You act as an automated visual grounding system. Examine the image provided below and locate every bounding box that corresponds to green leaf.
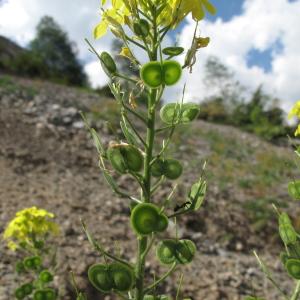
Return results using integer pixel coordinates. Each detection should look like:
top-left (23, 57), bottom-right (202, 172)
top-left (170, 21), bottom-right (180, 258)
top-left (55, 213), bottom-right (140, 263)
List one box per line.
top-left (288, 180), bottom-right (300, 200)
top-left (188, 179), bottom-right (207, 210)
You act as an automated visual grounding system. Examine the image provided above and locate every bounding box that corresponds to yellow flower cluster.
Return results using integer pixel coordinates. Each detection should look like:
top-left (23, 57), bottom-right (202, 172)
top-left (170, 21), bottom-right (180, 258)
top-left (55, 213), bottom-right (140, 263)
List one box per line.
top-left (3, 207), bottom-right (59, 251)
top-left (94, 0), bottom-right (216, 39)
top-left (289, 100), bottom-right (300, 136)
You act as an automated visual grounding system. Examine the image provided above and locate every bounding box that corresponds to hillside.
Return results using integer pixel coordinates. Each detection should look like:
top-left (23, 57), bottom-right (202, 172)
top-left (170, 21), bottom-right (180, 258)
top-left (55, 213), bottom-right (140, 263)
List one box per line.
top-left (0, 74), bottom-right (299, 300)
top-left (0, 36), bottom-right (25, 71)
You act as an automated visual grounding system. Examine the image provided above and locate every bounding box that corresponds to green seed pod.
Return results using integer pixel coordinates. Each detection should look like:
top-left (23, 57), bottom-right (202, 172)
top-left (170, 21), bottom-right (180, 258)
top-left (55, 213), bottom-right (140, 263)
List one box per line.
top-left (151, 158), bottom-right (165, 177)
top-left (33, 240), bottom-right (44, 249)
top-left (107, 144), bottom-right (143, 174)
top-left (15, 287), bottom-right (25, 300)
top-left (33, 289), bottom-right (57, 300)
top-left (181, 103), bottom-right (200, 123)
top-left (143, 296), bottom-right (155, 300)
top-left (130, 203), bottom-right (160, 235)
top-left (162, 60), bottom-right (182, 86)
top-left (288, 180), bottom-right (300, 200)
top-left (109, 263), bottom-right (134, 292)
top-left (164, 159), bottom-right (183, 180)
top-left (88, 264), bottom-right (113, 293)
top-left (156, 240), bottom-right (177, 265)
top-left (280, 251), bottom-right (289, 266)
top-left (15, 261), bottom-right (25, 274)
top-left (160, 103), bottom-right (180, 124)
top-left (24, 256), bottom-right (41, 270)
top-left (100, 52), bottom-right (117, 76)
top-left (133, 19), bottom-right (150, 37)
top-left (162, 47), bottom-right (184, 56)
top-left (288, 241), bottom-right (300, 259)
top-left (279, 224), bottom-right (297, 245)
top-left (285, 259), bottom-right (300, 279)
top-left (279, 212), bottom-right (292, 226)
top-left (175, 239), bottom-right (196, 264)
top-left (21, 283), bottom-right (34, 296)
top-left (39, 270), bottom-right (53, 283)
top-left (156, 214), bottom-right (169, 232)
top-left (140, 62), bottom-right (163, 88)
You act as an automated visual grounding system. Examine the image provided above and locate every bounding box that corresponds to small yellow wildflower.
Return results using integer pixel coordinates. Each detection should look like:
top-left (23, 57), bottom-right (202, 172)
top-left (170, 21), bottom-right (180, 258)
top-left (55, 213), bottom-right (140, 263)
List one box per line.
top-left (3, 206), bottom-right (59, 251)
top-left (289, 100), bottom-right (300, 119)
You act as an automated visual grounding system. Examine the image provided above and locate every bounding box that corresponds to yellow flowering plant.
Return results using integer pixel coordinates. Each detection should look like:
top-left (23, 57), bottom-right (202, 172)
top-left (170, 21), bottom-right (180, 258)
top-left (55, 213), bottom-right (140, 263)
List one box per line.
top-left (3, 207), bottom-right (60, 300)
top-left (81, 0), bottom-right (216, 300)
top-left (246, 101), bottom-right (300, 300)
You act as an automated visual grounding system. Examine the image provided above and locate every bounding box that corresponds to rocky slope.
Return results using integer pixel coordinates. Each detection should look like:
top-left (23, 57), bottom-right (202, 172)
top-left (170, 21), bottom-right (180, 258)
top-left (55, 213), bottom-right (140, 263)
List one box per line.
top-left (0, 74), bottom-right (299, 300)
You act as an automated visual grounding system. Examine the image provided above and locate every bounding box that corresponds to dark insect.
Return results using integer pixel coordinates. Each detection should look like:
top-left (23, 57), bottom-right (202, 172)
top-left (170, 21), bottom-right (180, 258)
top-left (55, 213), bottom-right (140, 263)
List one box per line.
top-left (174, 201), bottom-right (192, 212)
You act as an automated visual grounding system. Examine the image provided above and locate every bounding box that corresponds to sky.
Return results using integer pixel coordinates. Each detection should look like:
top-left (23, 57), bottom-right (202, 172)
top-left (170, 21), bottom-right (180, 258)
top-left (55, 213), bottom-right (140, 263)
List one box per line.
top-left (0, 0), bottom-right (299, 111)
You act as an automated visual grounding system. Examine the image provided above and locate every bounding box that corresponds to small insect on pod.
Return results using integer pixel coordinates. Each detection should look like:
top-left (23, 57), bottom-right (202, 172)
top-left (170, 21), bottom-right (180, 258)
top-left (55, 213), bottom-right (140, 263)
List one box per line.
top-left (133, 19), bottom-right (150, 38)
top-left (140, 62), bottom-right (163, 89)
top-left (88, 264), bottom-right (114, 293)
top-left (33, 288), bottom-right (57, 300)
top-left (109, 262), bottom-right (134, 292)
top-left (107, 143), bottom-right (143, 174)
top-left (130, 203), bottom-right (168, 236)
top-left (162, 60), bottom-right (182, 86)
top-left (100, 52), bottom-right (117, 76)
top-left (285, 258), bottom-right (300, 279)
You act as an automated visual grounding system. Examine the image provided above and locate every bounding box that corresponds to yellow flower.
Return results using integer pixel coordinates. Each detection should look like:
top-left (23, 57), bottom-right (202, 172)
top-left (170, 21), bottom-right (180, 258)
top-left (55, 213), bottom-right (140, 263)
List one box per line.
top-left (3, 206), bottom-right (59, 251)
top-left (169, 0), bottom-right (216, 25)
top-left (295, 124), bottom-right (300, 136)
top-left (94, 0), bottom-right (131, 39)
top-left (289, 100), bottom-right (300, 119)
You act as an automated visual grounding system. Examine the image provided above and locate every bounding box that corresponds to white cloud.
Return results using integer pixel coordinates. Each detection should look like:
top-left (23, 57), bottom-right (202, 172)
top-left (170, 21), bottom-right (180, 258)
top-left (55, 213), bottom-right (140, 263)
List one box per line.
top-left (175, 0), bottom-right (300, 111)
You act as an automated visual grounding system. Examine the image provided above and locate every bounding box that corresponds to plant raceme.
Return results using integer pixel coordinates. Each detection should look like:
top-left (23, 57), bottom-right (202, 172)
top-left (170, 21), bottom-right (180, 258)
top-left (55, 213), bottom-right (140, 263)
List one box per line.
top-left (3, 207), bottom-right (60, 300)
top-left (246, 101), bottom-right (300, 300)
top-left (80, 0), bottom-right (215, 299)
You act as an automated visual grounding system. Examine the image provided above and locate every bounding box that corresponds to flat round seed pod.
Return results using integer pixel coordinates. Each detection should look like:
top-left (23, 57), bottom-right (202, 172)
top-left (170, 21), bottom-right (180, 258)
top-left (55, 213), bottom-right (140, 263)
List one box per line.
top-left (131, 203), bottom-right (160, 235)
top-left (156, 240), bottom-right (177, 265)
top-left (181, 103), bottom-right (200, 123)
top-left (21, 283), bottom-right (33, 296)
top-left (279, 224), bottom-right (297, 245)
top-left (88, 264), bottom-right (113, 293)
top-left (109, 263), bottom-right (134, 292)
top-left (164, 159), bottom-right (183, 180)
top-left (162, 60), bottom-right (182, 86)
top-left (288, 241), bottom-right (300, 259)
top-left (15, 287), bottom-right (25, 300)
top-left (39, 270), bottom-right (53, 283)
top-left (140, 62), bottom-right (163, 88)
top-left (286, 259), bottom-right (300, 279)
top-left (33, 289), bottom-right (57, 300)
top-left (162, 47), bottom-right (184, 56)
top-left (133, 19), bottom-right (150, 37)
top-left (288, 180), bottom-right (300, 200)
top-left (100, 52), bottom-right (117, 76)
top-left (160, 103), bottom-right (180, 124)
top-left (151, 159), bottom-right (165, 177)
top-left (15, 261), bottom-right (25, 274)
top-left (156, 214), bottom-right (169, 232)
top-left (24, 256), bottom-right (41, 270)
top-left (175, 239), bottom-right (196, 264)
top-left (280, 252), bottom-right (289, 266)
top-left (107, 144), bottom-right (143, 174)
top-left (120, 144), bottom-right (143, 172)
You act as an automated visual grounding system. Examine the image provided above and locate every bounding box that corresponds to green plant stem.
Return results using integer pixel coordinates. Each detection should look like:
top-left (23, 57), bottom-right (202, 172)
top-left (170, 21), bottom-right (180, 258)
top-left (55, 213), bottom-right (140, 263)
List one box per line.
top-left (144, 262), bottom-right (177, 295)
top-left (291, 281), bottom-right (300, 300)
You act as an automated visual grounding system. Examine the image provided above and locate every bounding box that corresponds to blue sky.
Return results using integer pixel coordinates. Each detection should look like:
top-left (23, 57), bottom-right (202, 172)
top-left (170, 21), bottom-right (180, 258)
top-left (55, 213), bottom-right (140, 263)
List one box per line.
top-left (0, 0), bottom-right (299, 111)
